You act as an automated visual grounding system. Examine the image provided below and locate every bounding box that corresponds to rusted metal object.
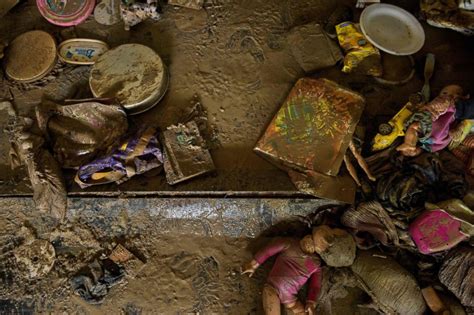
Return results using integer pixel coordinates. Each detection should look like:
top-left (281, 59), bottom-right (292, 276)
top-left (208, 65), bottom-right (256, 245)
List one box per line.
top-left (4, 31), bottom-right (57, 83)
top-left (254, 78), bottom-right (365, 176)
top-left (90, 44), bottom-right (168, 115)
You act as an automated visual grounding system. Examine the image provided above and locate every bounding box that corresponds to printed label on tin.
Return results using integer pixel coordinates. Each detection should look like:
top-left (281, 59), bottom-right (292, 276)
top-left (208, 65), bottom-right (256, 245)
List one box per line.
top-left (58, 39), bottom-right (109, 65)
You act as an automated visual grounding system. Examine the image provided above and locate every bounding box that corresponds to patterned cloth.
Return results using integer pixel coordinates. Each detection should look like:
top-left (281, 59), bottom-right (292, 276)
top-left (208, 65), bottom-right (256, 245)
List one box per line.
top-left (405, 95), bottom-right (457, 152)
top-left (254, 238), bottom-right (322, 304)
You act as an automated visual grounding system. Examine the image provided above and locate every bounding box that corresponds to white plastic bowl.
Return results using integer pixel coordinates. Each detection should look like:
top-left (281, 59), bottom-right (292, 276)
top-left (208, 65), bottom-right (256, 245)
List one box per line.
top-left (360, 3), bottom-right (425, 56)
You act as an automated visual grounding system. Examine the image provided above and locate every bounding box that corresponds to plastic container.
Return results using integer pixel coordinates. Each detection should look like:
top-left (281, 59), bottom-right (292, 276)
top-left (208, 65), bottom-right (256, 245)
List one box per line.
top-left (36, 0), bottom-right (95, 26)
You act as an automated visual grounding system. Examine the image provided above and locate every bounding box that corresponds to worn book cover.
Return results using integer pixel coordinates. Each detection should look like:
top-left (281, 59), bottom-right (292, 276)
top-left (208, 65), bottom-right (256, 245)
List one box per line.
top-left (254, 78), bottom-right (365, 176)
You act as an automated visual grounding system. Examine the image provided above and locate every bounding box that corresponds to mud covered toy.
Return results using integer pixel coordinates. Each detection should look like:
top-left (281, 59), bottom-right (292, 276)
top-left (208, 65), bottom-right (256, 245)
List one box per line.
top-left (242, 225), bottom-right (356, 315)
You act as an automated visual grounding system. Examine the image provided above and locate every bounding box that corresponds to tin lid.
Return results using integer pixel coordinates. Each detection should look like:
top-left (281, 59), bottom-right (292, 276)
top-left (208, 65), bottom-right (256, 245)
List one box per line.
top-left (36, 0), bottom-right (95, 27)
top-left (4, 31), bottom-right (57, 83)
top-left (90, 44), bottom-right (167, 114)
top-left (58, 38), bottom-right (109, 65)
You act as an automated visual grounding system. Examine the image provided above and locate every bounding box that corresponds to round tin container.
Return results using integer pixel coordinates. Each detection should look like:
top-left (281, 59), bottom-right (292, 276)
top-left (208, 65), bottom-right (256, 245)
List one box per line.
top-left (58, 38), bottom-right (109, 65)
top-left (36, 0), bottom-right (95, 27)
top-left (89, 44), bottom-right (168, 115)
top-left (4, 30), bottom-right (57, 83)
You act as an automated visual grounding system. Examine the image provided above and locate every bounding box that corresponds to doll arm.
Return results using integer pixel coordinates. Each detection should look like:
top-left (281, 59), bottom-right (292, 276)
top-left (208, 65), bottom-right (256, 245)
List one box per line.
top-left (306, 266), bottom-right (322, 303)
top-left (254, 238), bottom-right (291, 265)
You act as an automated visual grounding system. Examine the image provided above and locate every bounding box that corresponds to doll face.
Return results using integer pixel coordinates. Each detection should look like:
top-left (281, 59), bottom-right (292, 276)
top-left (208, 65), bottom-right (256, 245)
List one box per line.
top-left (312, 225), bottom-right (345, 253)
top-left (440, 85), bottom-right (464, 100)
top-left (300, 235), bottom-right (316, 254)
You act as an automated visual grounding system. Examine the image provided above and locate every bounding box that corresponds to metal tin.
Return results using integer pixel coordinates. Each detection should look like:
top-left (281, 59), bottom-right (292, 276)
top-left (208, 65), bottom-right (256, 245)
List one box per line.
top-left (4, 31), bottom-right (57, 83)
top-left (89, 44), bottom-right (168, 115)
top-left (58, 38), bottom-right (109, 65)
top-left (36, 0), bottom-right (95, 27)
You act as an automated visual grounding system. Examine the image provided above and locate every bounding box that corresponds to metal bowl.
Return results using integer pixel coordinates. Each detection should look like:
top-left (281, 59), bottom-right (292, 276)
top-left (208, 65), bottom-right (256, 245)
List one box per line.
top-left (89, 44), bottom-right (169, 115)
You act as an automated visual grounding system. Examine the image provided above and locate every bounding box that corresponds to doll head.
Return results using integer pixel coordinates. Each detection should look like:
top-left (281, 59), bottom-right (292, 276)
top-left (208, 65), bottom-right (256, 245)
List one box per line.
top-left (440, 85), bottom-right (465, 100)
top-left (312, 225), bottom-right (356, 267)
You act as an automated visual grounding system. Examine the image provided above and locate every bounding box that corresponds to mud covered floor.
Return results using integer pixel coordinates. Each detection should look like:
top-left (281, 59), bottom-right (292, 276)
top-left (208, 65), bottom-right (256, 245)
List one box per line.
top-left (0, 198), bottom-right (376, 314)
top-left (1, 0), bottom-right (474, 314)
top-left (0, 0), bottom-right (473, 195)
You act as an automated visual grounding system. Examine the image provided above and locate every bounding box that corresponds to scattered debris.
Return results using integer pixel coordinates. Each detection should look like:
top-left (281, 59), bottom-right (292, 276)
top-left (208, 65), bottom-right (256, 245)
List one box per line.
top-left (341, 201), bottom-right (401, 248)
top-left (409, 209), bottom-right (469, 254)
top-left (168, 0), bottom-right (204, 10)
top-left (162, 120), bottom-right (215, 185)
top-left (109, 244), bottom-right (146, 279)
top-left (14, 239), bottom-right (56, 279)
top-left (355, 0), bottom-right (380, 9)
top-left (335, 22), bottom-right (382, 76)
top-left (438, 246), bottom-right (474, 308)
top-left (287, 22), bottom-right (342, 73)
top-left (421, 0), bottom-right (474, 36)
top-left (5, 101), bottom-right (67, 221)
top-left (120, 0), bottom-right (161, 31)
top-left (36, 100), bottom-right (129, 168)
top-left (94, 0), bottom-right (122, 25)
top-left (71, 258), bottom-right (125, 304)
top-left (76, 127), bottom-right (163, 188)
top-left (288, 169), bottom-right (356, 204)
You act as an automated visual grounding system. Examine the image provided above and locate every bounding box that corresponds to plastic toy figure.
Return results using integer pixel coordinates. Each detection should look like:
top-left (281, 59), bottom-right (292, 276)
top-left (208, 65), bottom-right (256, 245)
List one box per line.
top-left (397, 85), bottom-right (473, 157)
top-left (242, 225), bottom-right (356, 315)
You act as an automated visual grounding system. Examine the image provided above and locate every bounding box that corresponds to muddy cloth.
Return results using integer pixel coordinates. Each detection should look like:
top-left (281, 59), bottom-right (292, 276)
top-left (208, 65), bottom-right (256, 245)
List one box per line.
top-left (254, 238), bottom-right (322, 304)
top-left (75, 127), bottom-right (163, 188)
top-left (455, 98), bottom-right (474, 119)
top-left (351, 251), bottom-right (426, 315)
top-left (405, 95), bottom-right (457, 152)
top-left (341, 201), bottom-right (400, 248)
top-left (451, 134), bottom-right (474, 176)
top-left (5, 102), bottom-right (67, 221)
top-left (36, 100), bottom-right (128, 169)
top-left (374, 151), bottom-right (467, 212)
top-left (438, 246), bottom-right (474, 308)
top-left (71, 259), bottom-right (125, 304)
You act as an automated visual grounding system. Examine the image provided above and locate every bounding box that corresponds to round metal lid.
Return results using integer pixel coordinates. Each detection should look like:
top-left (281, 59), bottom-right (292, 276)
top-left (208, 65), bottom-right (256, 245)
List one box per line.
top-left (36, 0), bottom-right (95, 27)
top-left (90, 44), bottom-right (166, 112)
top-left (4, 31), bottom-right (57, 83)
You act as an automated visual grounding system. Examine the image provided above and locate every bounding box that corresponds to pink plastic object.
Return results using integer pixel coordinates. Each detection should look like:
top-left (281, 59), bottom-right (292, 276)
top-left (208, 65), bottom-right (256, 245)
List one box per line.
top-left (36, 0), bottom-right (95, 26)
top-left (409, 209), bottom-right (468, 254)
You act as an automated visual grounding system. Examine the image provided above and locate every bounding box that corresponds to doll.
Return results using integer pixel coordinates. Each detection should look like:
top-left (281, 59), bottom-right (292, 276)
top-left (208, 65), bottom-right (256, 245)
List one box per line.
top-left (397, 85), bottom-right (472, 157)
top-left (242, 226), bottom-right (356, 315)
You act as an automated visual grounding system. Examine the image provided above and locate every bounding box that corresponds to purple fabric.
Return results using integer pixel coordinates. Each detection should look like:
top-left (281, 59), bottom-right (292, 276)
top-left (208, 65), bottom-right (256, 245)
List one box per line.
top-left (77, 129), bottom-right (163, 187)
top-left (254, 238), bottom-right (322, 304)
top-left (430, 105), bottom-right (456, 152)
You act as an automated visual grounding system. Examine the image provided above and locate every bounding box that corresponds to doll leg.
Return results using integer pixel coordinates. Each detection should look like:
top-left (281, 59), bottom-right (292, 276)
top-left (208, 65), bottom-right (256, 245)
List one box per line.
top-left (344, 154), bottom-right (361, 186)
top-left (397, 122), bottom-right (422, 156)
top-left (284, 301), bottom-right (306, 314)
top-left (262, 284), bottom-right (281, 315)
